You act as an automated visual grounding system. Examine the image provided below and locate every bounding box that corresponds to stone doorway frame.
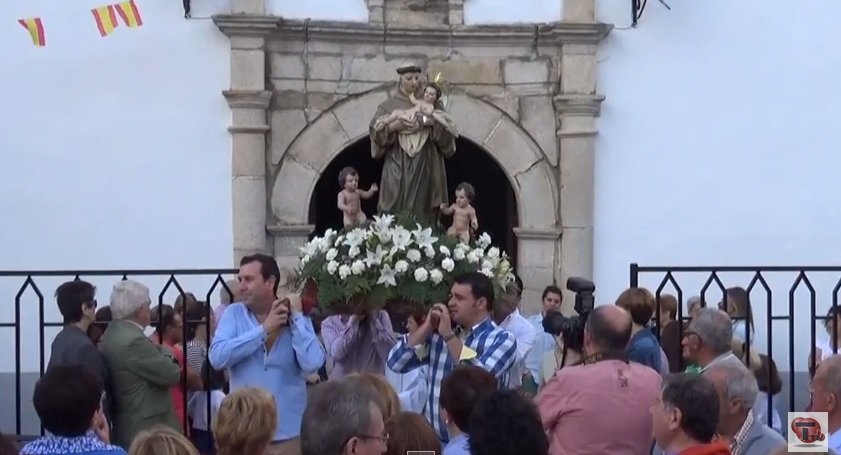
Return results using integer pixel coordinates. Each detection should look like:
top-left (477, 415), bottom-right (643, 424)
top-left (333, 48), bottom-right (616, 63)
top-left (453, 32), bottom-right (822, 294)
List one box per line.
top-left (269, 89), bottom-right (560, 302)
top-left (213, 0), bottom-right (611, 310)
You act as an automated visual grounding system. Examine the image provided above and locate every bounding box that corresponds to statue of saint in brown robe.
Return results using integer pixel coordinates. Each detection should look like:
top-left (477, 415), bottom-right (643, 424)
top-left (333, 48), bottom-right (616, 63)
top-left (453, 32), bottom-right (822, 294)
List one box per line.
top-left (369, 64), bottom-right (458, 223)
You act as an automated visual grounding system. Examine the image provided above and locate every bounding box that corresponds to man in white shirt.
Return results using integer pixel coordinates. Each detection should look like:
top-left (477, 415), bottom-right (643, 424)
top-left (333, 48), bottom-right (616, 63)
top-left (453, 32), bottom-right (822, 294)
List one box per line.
top-left (524, 285), bottom-right (563, 388)
top-left (811, 354), bottom-right (841, 452)
top-left (494, 276), bottom-right (536, 389)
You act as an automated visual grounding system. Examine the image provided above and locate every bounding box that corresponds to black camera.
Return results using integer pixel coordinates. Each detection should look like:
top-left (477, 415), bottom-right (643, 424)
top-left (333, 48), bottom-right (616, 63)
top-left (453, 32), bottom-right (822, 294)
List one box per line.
top-left (566, 276), bottom-right (595, 316)
top-left (542, 277), bottom-right (596, 355)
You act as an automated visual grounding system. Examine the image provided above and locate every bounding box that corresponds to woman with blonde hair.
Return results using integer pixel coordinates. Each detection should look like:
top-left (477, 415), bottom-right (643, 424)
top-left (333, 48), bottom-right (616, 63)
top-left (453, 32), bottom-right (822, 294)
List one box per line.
top-left (214, 387), bottom-right (277, 455)
top-left (128, 426), bottom-right (199, 455)
top-left (344, 373), bottom-right (402, 422)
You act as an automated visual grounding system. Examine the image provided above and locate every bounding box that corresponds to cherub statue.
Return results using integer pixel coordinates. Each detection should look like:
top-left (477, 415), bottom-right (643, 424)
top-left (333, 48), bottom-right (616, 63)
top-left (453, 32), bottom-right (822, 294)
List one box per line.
top-left (382, 83), bottom-right (443, 134)
top-left (439, 182), bottom-right (478, 242)
top-left (337, 166), bottom-right (378, 227)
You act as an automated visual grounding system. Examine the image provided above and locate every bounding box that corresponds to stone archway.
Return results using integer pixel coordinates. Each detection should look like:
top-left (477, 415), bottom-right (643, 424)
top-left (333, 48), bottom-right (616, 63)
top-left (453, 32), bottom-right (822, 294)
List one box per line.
top-left (215, 11), bottom-right (611, 312)
top-left (268, 88), bottom-right (561, 311)
top-left (270, 88), bottom-right (556, 228)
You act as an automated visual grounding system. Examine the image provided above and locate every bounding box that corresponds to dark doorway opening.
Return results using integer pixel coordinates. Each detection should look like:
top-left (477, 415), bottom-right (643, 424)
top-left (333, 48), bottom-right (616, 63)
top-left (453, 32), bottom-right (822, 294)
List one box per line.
top-left (308, 137), bottom-right (518, 268)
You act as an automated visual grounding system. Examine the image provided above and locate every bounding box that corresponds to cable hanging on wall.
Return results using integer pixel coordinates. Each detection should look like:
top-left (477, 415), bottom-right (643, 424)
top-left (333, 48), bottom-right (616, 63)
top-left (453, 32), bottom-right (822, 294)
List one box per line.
top-left (632, 0), bottom-right (671, 27)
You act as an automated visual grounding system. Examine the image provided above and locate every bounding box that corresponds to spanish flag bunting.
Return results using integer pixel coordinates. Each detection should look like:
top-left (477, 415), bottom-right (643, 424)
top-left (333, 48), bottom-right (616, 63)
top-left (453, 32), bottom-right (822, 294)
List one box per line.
top-left (92, 5), bottom-right (118, 37)
top-left (115, 0), bottom-right (143, 28)
top-left (18, 18), bottom-right (46, 47)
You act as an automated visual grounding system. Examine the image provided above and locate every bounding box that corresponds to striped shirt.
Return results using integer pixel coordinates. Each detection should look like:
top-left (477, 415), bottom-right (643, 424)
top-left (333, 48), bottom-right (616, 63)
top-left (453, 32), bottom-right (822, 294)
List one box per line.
top-left (386, 317), bottom-right (517, 442)
top-left (185, 339), bottom-right (207, 402)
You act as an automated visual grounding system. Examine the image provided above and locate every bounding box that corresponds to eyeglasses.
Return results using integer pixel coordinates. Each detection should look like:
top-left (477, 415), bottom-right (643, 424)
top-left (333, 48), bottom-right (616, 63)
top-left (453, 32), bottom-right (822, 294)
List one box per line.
top-left (357, 433), bottom-right (389, 443)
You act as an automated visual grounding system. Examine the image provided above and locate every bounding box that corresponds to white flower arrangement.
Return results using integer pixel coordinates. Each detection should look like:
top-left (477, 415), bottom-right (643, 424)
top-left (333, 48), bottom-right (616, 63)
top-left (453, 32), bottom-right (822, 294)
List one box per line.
top-left (296, 214), bottom-right (514, 311)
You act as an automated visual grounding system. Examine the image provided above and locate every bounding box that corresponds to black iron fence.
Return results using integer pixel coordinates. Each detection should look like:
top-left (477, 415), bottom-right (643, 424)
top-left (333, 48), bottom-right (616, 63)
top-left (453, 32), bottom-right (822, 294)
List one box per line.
top-left (630, 263), bottom-right (841, 428)
top-left (0, 269), bottom-right (238, 439)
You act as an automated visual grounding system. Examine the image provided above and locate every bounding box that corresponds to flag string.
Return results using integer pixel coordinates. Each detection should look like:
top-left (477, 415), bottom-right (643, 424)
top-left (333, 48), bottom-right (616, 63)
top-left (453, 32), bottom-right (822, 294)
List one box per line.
top-left (17, 0), bottom-right (145, 47)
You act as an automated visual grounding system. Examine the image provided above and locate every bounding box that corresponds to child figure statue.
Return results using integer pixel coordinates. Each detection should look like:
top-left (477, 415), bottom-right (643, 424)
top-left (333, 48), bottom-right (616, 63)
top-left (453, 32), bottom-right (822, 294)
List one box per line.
top-left (439, 182), bottom-right (478, 242)
top-left (383, 84), bottom-right (439, 129)
top-left (337, 167), bottom-right (378, 227)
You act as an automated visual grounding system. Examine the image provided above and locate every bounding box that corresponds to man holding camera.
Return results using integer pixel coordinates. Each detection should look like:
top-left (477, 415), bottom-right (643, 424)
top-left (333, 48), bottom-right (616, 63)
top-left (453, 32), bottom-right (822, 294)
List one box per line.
top-left (387, 271), bottom-right (518, 442)
top-left (536, 305), bottom-right (661, 455)
top-left (210, 254), bottom-right (325, 455)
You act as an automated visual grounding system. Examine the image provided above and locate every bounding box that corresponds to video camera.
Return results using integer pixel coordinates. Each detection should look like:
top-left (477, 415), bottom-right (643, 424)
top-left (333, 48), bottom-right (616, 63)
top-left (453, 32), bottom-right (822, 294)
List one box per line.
top-left (542, 277), bottom-right (596, 354)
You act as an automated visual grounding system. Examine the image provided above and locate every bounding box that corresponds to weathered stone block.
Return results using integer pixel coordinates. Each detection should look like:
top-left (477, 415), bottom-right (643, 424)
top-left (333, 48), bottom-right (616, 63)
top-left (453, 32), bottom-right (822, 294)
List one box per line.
top-left (308, 55), bottom-right (343, 81)
top-left (270, 53), bottom-right (305, 79)
top-left (271, 160), bottom-right (319, 224)
top-left (231, 50), bottom-right (265, 90)
top-left (515, 163), bottom-right (558, 228)
top-left (484, 119), bottom-right (542, 176)
top-left (270, 109), bottom-right (308, 165)
top-left (285, 112), bottom-right (350, 173)
top-left (347, 81), bottom-right (388, 95)
top-left (559, 137), bottom-right (595, 228)
top-left (428, 59), bottom-right (503, 85)
top-left (233, 176), bottom-right (267, 248)
top-left (332, 90), bottom-right (390, 142)
top-left (483, 95), bottom-right (519, 122)
top-left (504, 59), bottom-right (551, 86)
top-left (519, 96), bottom-right (558, 166)
top-left (307, 92), bottom-right (342, 112)
top-left (348, 55), bottom-right (411, 84)
top-left (306, 40), bottom-right (382, 56)
top-left (561, 53), bottom-right (596, 94)
top-left (559, 226), bottom-right (593, 282)
top-left (266, 39), bottom-right (305, 54)
top-left (563, 0), bottom-right (596, 23)
top-left (272, 89), bottom-right (307, 109)
top-left (446, 94), bottom-right (503, 144)
top-left (232, 134), bottom-right (267, 177)
top-left (272, 78), bottom-right (306, 92)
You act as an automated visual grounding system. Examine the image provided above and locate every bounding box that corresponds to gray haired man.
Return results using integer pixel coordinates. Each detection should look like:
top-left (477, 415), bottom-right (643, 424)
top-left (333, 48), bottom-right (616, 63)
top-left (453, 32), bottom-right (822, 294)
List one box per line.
top-left (301, 380), bottom-right (387, 455)
top-left (682, 307), bottom-right (741, 372)
top-left (704, 361), bottom-right (785, 454)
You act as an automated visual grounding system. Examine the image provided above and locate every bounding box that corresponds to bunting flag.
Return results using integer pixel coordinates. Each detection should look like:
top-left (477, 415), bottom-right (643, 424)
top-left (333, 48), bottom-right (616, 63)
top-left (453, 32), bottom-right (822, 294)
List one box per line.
top-left (115, 0), bottom-right (143, 28)
top-left (18, 18), bottom-right (46, 47)
top-left (91, 5), bottom-right (118, 37)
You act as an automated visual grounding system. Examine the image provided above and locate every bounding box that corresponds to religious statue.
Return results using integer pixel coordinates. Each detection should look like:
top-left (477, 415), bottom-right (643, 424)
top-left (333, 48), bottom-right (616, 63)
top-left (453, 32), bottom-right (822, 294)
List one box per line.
top-left (369, 64), bottom-right (459, 222)
top-left (336, 166), bottom-right (378, 227)
top-left (439, 182), bottom-right (478, 242)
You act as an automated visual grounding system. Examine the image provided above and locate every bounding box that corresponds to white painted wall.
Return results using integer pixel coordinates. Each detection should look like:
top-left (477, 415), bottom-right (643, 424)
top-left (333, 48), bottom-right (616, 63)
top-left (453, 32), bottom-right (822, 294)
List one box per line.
top-left (594, 0), bottom-right (841, 370)
top-left (464, 0), bottom-right (561, 24)
top-left (268, 0), bottom-right (368, 20)
top-left (0, 0), bottom-right (233, 372)
top-left (267, 0), bottom-right (560, 23)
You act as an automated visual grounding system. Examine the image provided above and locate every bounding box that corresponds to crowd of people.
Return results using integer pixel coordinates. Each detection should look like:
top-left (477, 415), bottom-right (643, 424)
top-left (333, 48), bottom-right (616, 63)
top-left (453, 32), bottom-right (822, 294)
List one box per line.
top-left (1, 252), bottom-right (840, 455)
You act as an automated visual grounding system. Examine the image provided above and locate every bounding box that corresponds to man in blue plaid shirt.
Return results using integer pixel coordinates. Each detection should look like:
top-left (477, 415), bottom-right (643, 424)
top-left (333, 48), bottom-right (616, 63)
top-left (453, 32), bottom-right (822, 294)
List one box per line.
top-left (387, 271), bottom-right (518, 442)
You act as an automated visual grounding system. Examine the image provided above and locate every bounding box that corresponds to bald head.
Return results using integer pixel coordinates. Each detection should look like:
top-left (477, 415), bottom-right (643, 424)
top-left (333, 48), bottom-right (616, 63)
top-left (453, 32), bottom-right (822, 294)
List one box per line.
top-left (816, 354), bottom-right (841, 396)
top-left (585, 305), bottom-right (632, 352)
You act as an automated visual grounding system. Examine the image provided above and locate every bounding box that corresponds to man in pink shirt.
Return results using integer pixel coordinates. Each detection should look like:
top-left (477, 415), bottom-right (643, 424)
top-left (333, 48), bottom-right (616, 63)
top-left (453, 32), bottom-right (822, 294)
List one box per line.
top-left (536, 305), bottom-right (662, 455)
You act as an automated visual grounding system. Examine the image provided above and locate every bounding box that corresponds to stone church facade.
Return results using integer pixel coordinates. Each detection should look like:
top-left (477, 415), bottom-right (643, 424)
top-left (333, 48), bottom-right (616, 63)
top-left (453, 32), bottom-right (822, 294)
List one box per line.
top-left (214, 0), bottom-right (611, 310)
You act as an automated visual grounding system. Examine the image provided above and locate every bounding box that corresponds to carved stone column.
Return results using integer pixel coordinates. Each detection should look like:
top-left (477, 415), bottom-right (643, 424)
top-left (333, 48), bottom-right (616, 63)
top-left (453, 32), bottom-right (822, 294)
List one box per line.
top-left (514, 227), bottom-right (563, 314)
top-left (555, 0), bottom-right (604, 310)
top-left (267, 225), bottom-right (314, 271)
top-left (215, 16), bottom-right (278, 264)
